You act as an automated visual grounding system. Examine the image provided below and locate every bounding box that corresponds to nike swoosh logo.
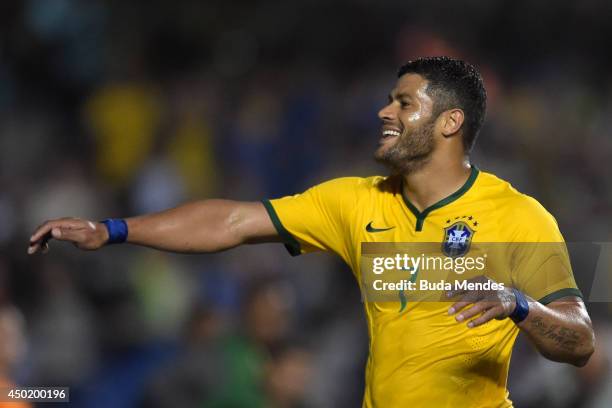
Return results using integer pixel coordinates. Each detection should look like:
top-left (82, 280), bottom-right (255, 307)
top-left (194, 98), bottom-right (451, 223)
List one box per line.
top-left (366, 221), bottom-right (395, 233)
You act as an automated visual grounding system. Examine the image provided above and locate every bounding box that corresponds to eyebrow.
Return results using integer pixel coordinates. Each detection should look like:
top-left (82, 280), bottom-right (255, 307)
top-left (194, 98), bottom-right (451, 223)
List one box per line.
top-left (389, 92), bottom-right (412, 101)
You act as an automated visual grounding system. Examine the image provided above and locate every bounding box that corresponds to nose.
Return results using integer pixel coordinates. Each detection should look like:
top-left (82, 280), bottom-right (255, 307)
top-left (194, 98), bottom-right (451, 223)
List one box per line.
top-left (378, 102), bottom-right (395, 122)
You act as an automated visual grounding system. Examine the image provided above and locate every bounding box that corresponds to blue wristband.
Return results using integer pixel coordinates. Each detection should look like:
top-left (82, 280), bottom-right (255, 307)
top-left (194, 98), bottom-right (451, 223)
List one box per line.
top-left (101, 219), bottom-right (128, 244)
top-left (510, 288), bottom-right (529, 323)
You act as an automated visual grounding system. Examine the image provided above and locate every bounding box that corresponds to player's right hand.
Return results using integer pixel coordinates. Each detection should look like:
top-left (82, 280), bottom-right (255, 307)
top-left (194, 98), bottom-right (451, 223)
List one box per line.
top-left (28, 218), bottom-right (109, 254)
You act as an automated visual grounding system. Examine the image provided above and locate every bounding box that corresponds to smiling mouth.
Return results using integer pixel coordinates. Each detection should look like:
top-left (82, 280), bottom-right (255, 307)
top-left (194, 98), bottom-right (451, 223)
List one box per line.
top-left (380, 129), bottom-right (401, 143)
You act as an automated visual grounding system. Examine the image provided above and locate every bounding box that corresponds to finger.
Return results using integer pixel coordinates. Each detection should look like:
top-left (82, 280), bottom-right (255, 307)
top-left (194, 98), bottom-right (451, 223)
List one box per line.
top-left (28, 229), bottom-right (53, 254)
top-left (454, 301), bottom-right (491, 323)
top-left (467, 307), bottom-right (502, 328)
top-left (28, 237), bottom-right (51, 254)
top-left (27, 242), bottom-right (41, 255)
top-left (30, 222), bottom-right (55, 244)
top-left (28, 225), bottom-right (86, 254)
top-left (38, 233), bottom-right (53, 254)
top-left (448, 291), bottom-right (483, 315)
top-left (31, 219), bottom-right (86, 245)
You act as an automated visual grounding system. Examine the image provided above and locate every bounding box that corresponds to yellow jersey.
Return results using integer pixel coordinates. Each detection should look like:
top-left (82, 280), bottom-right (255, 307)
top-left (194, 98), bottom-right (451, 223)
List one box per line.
top-left (263, 167), bottom-right (581, 408)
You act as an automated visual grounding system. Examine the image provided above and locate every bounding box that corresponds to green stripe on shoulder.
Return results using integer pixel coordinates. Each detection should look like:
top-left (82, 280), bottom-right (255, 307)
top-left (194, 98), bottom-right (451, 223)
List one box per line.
top-left (538, 288), bottom-right (584, 304)
top-left (261, 200), bottom-right (302, 257)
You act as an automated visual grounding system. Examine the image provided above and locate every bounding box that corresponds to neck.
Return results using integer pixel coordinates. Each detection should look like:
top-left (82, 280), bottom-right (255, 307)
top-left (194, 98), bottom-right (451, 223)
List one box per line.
top-left (402, 154), bottom-right (472, 212)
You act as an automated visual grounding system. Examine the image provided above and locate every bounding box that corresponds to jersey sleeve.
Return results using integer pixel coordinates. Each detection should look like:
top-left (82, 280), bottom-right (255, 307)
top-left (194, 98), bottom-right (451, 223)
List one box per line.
top-left (509, 196), bottom-right (583, 304)
top-left (262, 177), bottom-right (363, 261)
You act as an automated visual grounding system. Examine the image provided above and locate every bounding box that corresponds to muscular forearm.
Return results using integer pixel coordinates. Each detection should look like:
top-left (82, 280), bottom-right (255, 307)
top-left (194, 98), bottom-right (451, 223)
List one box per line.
top-left (517, 297), bottom-right (594, 367)
top-left (126, 200), bottom-right (274, 253)
top-left (27, 199), bottom-right (279, 255)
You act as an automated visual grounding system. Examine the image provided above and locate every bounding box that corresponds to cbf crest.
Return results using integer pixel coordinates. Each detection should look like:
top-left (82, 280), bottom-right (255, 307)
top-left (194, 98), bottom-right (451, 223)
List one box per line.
top-left (442, 220), bottom-right (475, 257)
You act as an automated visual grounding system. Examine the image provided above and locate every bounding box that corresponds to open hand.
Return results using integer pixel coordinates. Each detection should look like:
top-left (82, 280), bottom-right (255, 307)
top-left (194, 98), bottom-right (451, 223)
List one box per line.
top-left (28, 218), bottom-right (109, 254)
top-left (446, 276), bottom-right (517, 328)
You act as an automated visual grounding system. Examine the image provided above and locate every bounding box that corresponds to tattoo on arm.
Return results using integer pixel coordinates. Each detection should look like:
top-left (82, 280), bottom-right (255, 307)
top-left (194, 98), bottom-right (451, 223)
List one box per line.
top-left (529, 316), bottom-right (582, 352)
top-left (498, 290), bottom-right (515, 311)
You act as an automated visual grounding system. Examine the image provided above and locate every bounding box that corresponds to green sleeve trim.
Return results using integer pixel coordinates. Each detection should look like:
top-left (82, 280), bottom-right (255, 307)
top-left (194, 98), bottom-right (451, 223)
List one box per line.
top-left (538, 288), bottom-right (584, 304)
top-left (261, 200), bottom-right (302, 257)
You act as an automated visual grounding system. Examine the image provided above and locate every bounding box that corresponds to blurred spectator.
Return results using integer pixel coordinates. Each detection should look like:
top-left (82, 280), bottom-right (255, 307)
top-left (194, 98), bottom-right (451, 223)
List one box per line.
top-left (138, 304), bottom-right (225, 408)
top-left (265, 345), bottom-right (313, 408)
top-left (141, 277), bottom-right (307, 408)
top-left (0, 305), bottom-right (30, 408)
top-left (84, 81), bottom-right (162, 188)
top-left (25, 260), bottom-right (98, 386)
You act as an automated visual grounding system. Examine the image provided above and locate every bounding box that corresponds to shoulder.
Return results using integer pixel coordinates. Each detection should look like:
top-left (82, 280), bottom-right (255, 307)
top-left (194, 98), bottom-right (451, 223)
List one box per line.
top-left (480, 171), bottom-right (556, 220)
top-left (478, 170), bottom-right (562, 240)
top-left (309, 175), bottom-right (399, 196)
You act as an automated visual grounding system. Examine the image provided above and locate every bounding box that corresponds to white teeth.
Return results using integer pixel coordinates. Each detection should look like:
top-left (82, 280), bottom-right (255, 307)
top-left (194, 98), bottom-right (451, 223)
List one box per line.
top-left (382, 130), bottom-right (401, 137)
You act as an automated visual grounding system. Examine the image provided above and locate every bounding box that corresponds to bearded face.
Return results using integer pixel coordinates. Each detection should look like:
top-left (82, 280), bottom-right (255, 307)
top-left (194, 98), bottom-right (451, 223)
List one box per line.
top-left (374, 120), bottom-right (436, 174)
top-left (374, 73), bottom-right (438, 175)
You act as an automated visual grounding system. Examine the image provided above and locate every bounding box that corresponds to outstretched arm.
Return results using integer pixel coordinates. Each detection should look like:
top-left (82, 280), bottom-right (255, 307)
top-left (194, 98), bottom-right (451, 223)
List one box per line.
top-left (28, 200), bottom-right (280, 254)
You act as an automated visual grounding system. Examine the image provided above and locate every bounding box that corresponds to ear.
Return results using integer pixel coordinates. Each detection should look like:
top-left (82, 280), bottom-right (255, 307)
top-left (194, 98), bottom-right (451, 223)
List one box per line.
top-left (440, 109), bottom-right (464, 137)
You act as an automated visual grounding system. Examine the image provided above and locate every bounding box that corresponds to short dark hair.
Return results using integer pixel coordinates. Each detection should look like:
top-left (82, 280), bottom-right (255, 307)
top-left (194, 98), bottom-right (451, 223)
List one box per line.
top-left (398, 56), bottom-right (486, 152)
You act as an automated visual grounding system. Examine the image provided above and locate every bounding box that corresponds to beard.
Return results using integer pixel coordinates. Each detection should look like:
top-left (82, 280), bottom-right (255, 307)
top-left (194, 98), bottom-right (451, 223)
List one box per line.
top-left (374, 121), bottom-right (436, 175)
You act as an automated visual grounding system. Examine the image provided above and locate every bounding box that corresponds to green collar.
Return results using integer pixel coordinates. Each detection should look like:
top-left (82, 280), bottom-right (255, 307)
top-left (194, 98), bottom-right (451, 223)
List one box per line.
top-left (401, 166), bottom-right (479, 232)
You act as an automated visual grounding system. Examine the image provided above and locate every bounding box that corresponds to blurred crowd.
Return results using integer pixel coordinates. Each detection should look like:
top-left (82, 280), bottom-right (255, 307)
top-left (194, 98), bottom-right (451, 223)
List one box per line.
top-left (0, 1), bottom-right (611, 407)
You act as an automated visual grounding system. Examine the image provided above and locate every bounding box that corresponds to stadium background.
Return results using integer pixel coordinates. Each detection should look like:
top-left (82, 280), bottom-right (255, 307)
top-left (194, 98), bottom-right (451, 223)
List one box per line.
top-left (0, 0), bottom-right (611, 407)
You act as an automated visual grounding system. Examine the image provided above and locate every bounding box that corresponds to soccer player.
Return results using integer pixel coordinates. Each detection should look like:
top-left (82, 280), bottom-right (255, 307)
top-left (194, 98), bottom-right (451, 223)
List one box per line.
top-left (28, 57), bottom-right (594, 407)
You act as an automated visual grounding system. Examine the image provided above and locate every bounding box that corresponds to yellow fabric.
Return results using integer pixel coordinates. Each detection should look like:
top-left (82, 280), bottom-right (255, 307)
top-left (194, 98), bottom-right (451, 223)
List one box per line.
top-left (266, 169), bottom-right (580, 408)
top-left (85, 83), bottom-right (161, 186)
top-left (169, 117), bottom-right (217, 197)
